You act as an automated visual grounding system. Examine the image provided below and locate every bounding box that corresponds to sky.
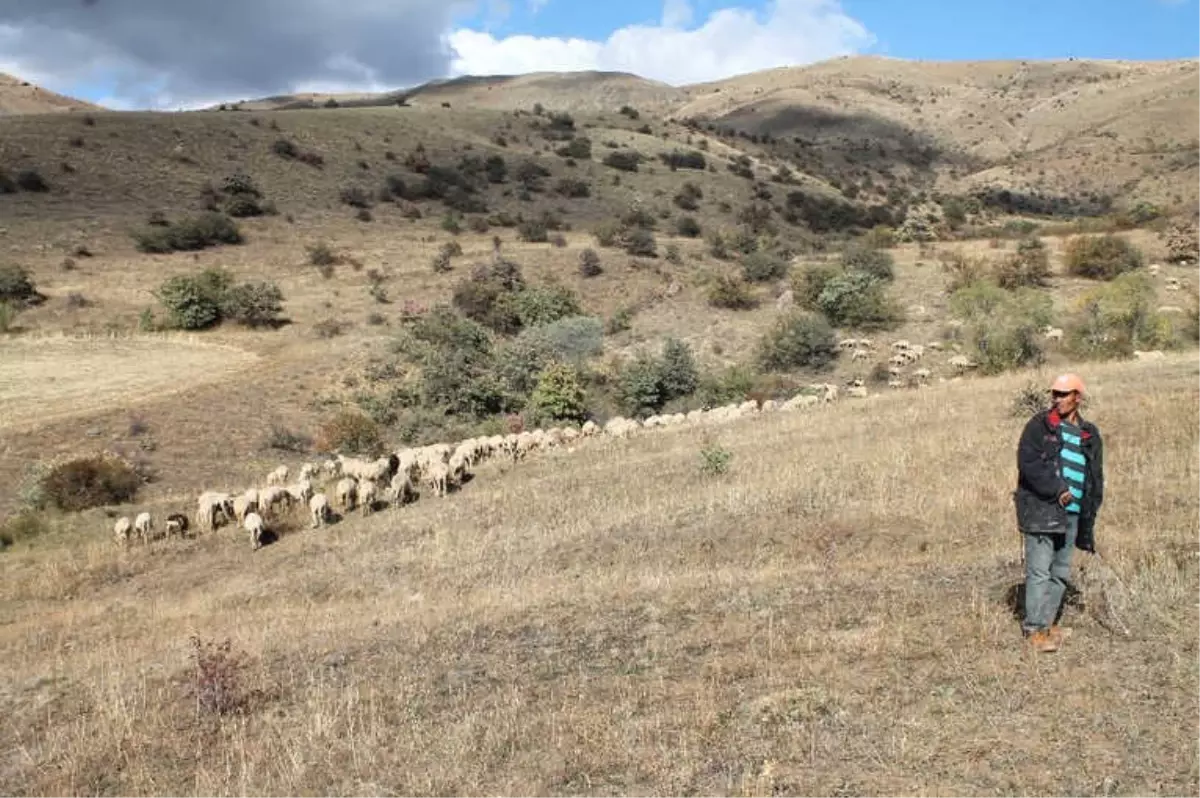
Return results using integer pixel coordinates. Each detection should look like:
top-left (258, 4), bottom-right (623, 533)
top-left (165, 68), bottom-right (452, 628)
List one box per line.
top-left (0, 0), bottom-right (1195, 110)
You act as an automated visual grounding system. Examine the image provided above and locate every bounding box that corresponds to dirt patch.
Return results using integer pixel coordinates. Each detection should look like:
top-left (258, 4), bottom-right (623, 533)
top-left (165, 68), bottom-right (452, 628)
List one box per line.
top-left (0, 333), bottom-right (259, 433)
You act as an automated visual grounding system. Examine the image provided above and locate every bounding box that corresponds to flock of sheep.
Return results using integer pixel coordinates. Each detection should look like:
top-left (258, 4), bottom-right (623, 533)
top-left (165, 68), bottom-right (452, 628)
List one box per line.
top-left (107, 377), bottom-right (876, 549)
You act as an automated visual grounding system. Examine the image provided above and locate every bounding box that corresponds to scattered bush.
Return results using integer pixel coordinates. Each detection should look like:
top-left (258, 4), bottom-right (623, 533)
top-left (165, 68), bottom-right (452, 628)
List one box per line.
top-left (659, 150), bottom-right (707, 170)
top-left (0, 264), bottom-right (41, 306)
top-left (528, 362), bottom-right (588, 423)
top-left (307, 241), bottom-right (338, 266)
top-left (602, 150), bottom-right (642, 172)
top-left (840, 244), bottom-right (894, 282)
top-left (554, 177), bottom-right (591, 198)
top-left (674, 182), bottom-right (703, 211)
top-left (521, 315), bottom-right (604, 364)
top-left (133, 212), bottom-right (243, 253)
top-left (221, 281), bottom-right (285, 328)
top-left (757, 312), bottom-right (837, 372)
top-left (339, 186), bottom-right (372, 209)
top-left (950, 281), bottom-right (1053, 373)
top-left (996, 237), bottom-right (1052, 289)
top-left (699, 443), bottom-right (732, 476)
top-left (1064, 272), bottom-right (1174, 359)
top-left (315, 410), bottom-right (384, 456)
top-left (40, 453), bottom-right (141, 512)
top-left (188, 636), bottom-right (251, 716)
top-left (452, 259), bottom-right (526, 335)
top-left (15, 169), bottom-right (48, 192)
top-left (676, 215), bottom-right (702, 238)
top-left (513, 283), bottom-right (582, 328)
top-left (1011, 380), bottom-right (1049, 418)
top-left (707, 274), bottom-right (758, 310)
top-left (618, 341), bottom-right (698, 418)
top-left (263, 422), bottom-right (312, 453)
top-left (792, 262), bottom-right (839, 310)
top-left (815, 271), bottom-right (903, 330)
top-left (741, 251), bottom-right (789, 283)
top-left (625, 228), bottom-right (657, 257)
top-left (579, 248), bottom-right (602, 277)
top-left (155, 269), bottom-right (231, 330)
top-left (1062, 234), bottom-right (1144, 280)
top-left (557, 137), bottom-right (592, 160)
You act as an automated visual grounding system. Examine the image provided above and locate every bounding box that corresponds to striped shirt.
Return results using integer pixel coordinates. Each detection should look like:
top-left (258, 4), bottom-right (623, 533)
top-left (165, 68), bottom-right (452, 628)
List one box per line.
top-left (1059, 419), bottom-right (1086, 514)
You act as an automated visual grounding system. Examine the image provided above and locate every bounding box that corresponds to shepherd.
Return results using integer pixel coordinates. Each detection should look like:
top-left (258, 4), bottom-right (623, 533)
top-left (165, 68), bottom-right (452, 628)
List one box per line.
top-left (1014, 373), bottom-right (1105, 652)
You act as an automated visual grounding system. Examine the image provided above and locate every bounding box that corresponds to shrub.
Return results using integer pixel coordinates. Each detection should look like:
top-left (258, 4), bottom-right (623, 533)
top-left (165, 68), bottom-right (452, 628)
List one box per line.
top-left (0, 511), bottom-right (48, 550)
top-left (315, 410), bottom-right (384, 456)
top-left (625, 228), bottom-right (657, 257)
top-left (518, 218), bottom-right (549, 243)
top-left (996, 237), bottom-right (1052, 289)
top-left (513, 284), bottom-right (582, 328)
top-left (452, 260), bottom-right (526, 334)
top-left (707, 274), bottom-right (758, 310)
top-left (674, 182), bottom-right (702, 211)
top-left (15, 169), bottom-right (48, 192)
top-left (841, 244), bottom-right (894, 281)
top-left (951, 281), bottom-right (1054, 373)
top-left (816, 271), bottom-right (903, 330)
top-left (619, 354), bottom-right (668, 417)
top-left (792, 262), bottom-right (839, 310)
top-left (1063, 234), bottom-right (1144, 280)
top-left (1011, 380), bottom-right (1049, 418)
top-left (40, 454), bottom-right (140, 512)
top-left (307, 241), bottom-right (338, 266)
top-left (339, 185), bottom-right (372, 209)
top-left (1064, 272), bottom-right (1174, 359)
top-left (188, 636), bottom-right (251, 716)
top-left (133, 212), bottom-right (243, 253)
top-left (676, 215), bottom-right (702, 238)
top-left (0, 264), bottom-right (40, 305)
top-left (619, 105), bottom-right (640, 119)
top-left (223, 195), bottom-right (264, 218)
top-left (528, 362), bottom-right (589, 423)
top-left (579, 248), bottom-right (602, 277)
top-left (0, 301), bottom-right (18, 333)
top-left (741, 251), bottom-right (789, 283)
top-left (602, 150), bottom-right (641, 172)
top-left (658, 337), bottom-right (699, 400)
top-left (271, 138), bottom-right (299, 159)
top-left (221, 281), bottom-right (285, 328)
top-left (757, 312), bottom-right (837, 372)
top-left (659, 150), bottom-right (707, 170)
top-left (155, 269), bottom-right (232, 330)
top-left (263, 422), bottom-right (312, 453)
top-left (939, 250), bottom-right (992, 293)
top-left (515, 160), bottom-right (551, 191)
top-left (555, 177), bottom-right (591, 198)
top-left (557, 137), bottom-right (592, 160)
top-left (699, 443), bottom-right (732, 476)
top-left (521, 315), bottom-right (604, 364)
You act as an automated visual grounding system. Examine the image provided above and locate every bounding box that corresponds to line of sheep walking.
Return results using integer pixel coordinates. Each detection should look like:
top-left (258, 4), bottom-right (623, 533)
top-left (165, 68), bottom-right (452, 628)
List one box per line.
top-left (114, 328), bottom-right (1024, 553)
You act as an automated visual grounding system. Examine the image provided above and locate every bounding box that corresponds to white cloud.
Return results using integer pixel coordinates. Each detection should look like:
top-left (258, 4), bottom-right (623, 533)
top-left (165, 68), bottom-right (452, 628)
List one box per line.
top-left (449, 0), bottom-right (873, 86)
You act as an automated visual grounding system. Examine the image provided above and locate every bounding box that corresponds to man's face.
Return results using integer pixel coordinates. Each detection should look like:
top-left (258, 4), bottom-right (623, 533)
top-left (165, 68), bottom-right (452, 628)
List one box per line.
top-left (1052, 389), bottom-right (1080, 417)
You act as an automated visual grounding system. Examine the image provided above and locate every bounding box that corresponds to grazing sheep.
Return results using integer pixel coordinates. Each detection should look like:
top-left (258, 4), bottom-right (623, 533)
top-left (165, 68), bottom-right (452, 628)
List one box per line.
top-left (197, 492), bottom-right (233, 531)
top-left (425, 461), bottom-right (450, 497)
top-left (1043, 327), bottom-right (1064, 341)
top-left (113, 516), bottom-right (132, 543)
top-left (286, 478), bottom-right (314, 507)
top-left (390, 473), bottom-right (416, 506)
top-left (321, 459), bottom-right (342, 479)
top-left (233, 493), bottom-right (257, 524)
top-left (1133, 349), bottom-right (1166, 361)
top-left (309, 493), bottom-right (331, 528)
top-left (133, 512), bottom-right (153, 542)
top-left (851, 348), bottom-right (871, 362)
top-left (259, 486), bottom-right (291, 518)
top-left (1149, 263), bottom-right (1162, 275)
top-left (913, 368), bottom-right (932, 382)
top-left (581, 420), bottom-right (601, 437)
top-left (244, 512), bottom-right (266, 550)
top-left (357, 480), bottom-right (378, 516)
top-left (949, 354), bottom-right (977, 372)
top-left (335, 477), bottom-right (358, 512)
top-left (267, 465), bottom-right (289, 486)
top-left (299, 463), bottom-right (319, 481)
top-left (1165, 277), bottom-right (1183, 291)
top-left (891, 339), bottom-right (911, 351)
top-left (165, 513), bottom-right (189, 538)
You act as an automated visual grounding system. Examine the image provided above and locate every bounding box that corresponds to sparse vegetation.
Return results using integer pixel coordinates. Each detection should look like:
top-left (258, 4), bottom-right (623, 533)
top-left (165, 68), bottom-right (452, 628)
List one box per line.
top-left (707, 274), bottom-right (758, 310)
top-left (1062, 234), bottom-right (1144, 280)
top-left (1064, 272), bottom-right (1174, 359)
top-left (133, 212), bottom-right (243, 253)
top-left (39, 453), bottom-right (141, 512)
top-left (757, 311), bottom-right (837, 371)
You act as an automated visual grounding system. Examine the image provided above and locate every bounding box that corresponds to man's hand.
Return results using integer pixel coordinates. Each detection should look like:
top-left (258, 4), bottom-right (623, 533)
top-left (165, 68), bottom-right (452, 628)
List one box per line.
top-left (1059, 490), bottom-right (1073, 507)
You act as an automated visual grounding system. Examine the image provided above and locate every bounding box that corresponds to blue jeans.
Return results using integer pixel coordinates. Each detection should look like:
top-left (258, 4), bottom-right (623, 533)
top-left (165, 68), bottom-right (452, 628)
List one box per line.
top-left (1023, 514), bottom-right (1079, 633)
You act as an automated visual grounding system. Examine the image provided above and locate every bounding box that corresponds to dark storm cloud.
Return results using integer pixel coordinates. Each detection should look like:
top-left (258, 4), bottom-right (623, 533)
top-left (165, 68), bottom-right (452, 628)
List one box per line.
top-left (0, 0), bottom-right (476, 107)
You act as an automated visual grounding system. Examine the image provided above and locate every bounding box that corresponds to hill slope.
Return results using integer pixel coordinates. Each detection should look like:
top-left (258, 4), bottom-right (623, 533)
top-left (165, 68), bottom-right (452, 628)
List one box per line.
top-left (0, 72), bottom-right (103, 115)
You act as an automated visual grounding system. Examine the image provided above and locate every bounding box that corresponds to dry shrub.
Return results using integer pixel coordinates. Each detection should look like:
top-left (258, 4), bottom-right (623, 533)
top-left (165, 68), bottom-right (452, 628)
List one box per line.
top-left (315, 410), bottom-right (384, 457)
top-left (1062, 234), bottom-right (1143, 280)
top-left (40, 453), bottom-right (141, 512)
top-left (187, 636), bottom-right (250, 716)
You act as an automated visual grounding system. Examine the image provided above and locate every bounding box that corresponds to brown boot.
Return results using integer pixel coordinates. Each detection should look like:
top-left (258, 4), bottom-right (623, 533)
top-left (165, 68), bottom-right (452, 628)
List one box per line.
top-left (1049, 625), bottom-right (1073, 646)
top-left (1027, 629), bottom-right (1059, 653)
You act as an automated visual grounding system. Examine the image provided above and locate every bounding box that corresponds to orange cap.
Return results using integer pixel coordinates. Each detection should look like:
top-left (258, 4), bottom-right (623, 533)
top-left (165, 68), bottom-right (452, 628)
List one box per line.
top-left (1050, 373), bottom-right (1085, 396)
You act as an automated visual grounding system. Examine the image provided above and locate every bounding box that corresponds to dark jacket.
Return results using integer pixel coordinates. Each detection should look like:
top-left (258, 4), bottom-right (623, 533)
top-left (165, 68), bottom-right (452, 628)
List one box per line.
top-left (1014, 408), bottom-right (1104, 551)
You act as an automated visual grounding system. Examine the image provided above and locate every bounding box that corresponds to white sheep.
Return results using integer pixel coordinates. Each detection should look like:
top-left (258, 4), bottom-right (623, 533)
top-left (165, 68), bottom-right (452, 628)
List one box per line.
top-left (113, 516), bottom-right (132, 543)
top-left (390, 473), bottom-right (416, 506)
top-left (165, 513), bottom-right (189, 537)
top-left (425, 461), bottom-right (450, 498)
top-left (851, 348), bottom-right (871, 362)
top-left (1133, 349), bottom-right (1166, 361)
top-left (1043, 327), bottom-right (1064, 341)
top-left (286, 478), bottom-right (314, 507)
top-left (949, 354), bottom-right (977, 372)
top-left (244, 512), bottom-right (266, 550)
top-left (581, 420), bottom-right (601, 437)
top-left (197, 491), bottom-right (233, 531)
top-left (266, 465), bottom-right (289, 486)
top-left (233, 493), bottom-right (257, 524)
top-left (133, 511), bottom-right (153, 542)
top-left (299, 463), bottom-right (319, 481)
top-left (357, 480), bottom-right (378, 516)
top-left (259, 486), bottom-right (291, 518)
top-left (335, 477), bottom-right (358, 511)
top-left (309, 493), bottom-right (331, 528)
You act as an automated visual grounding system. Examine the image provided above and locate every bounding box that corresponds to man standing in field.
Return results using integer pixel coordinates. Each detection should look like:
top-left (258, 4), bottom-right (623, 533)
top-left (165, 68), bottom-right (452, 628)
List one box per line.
top-left (1014, 373), bottom-right (1105, 653)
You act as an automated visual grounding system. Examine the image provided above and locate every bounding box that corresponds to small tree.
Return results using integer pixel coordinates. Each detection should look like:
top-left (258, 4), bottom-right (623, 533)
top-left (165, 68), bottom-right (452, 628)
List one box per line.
top-left (315, 411), bottom-right (384, 456)
top-left (221, 281), bottom-right (285, 328)
top-left (658, 337), bottom-right (698, 401)
top-left (996, 237), bottom-right (1052, 289)
top-left (816, 271), bottom-right (903, 330)
top-left (40, 454), bottom-right (140, 512)
top-left (741, 251), bottom-right (789, 283)
top-left (757, 312), bottom-right (837, 372)
top-left (155, 269), bottom-right (232, 330)
top-left (0, 264), bottom-right (41, 305)
top-left (1064, 272), bottom-right (1173, 359)
top-left (528, 362), bottom-right (588, 423)
top-left (513, 284), bottom-right (582, 328)
top-left (707, 274), bottom-right (758, 310)
top-left (579, 248), bottom-right (602, 277)
top-left (841, 243), bottom-right (894, 281)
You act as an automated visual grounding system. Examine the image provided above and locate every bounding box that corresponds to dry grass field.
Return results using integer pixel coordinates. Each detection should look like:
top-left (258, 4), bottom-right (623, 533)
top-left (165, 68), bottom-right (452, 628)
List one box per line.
top-left (0, 54), bottom-right (1198, 796)
top-left (0, 354), bottom-right (1196, 796)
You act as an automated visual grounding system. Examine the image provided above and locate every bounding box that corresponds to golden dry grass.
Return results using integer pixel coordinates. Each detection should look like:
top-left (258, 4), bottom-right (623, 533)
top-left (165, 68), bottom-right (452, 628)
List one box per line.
top-left (0, 333), bottom-right (260, 433)
top-left (1, 354), bottom-right (1195, 796)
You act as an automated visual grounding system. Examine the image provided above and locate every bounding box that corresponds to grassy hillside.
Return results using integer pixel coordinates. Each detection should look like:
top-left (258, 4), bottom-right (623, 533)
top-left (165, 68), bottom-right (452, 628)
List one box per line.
top-left (0, 355), bottom-right (1196, 795)
top-left (0, 72), bottom-right (102, 116)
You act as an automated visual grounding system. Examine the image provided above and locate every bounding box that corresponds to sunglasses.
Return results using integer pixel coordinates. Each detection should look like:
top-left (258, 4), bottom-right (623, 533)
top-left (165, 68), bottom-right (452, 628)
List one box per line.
top-left (1050, 390), bottom-right (1076, 399)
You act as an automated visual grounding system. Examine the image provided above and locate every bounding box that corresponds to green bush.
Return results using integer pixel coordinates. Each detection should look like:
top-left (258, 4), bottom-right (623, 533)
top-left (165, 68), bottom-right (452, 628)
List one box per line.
top-left (40, 454), bottom-right (140, 512)
top-left (757, 312), bottom-right (837, 372)
top-left (0, 264), bottom-right (40, 305)
top-left (513, 284), bottom-right (582, 328)
top-left (815, 271), bottom-right (903, 330)
top-left (840, 243), bottom-right (894, 281)
top-left (451, 260), bottom-right (526, 334)
top-left (555, 177), bottom-right (591, 198)
top-left (699, 443), bottom-right (732, 476)
top-left (741, 251), bottom-right (789, 283)
top-left (792, 262), bottom-right (840, 310)
top-left (221, 281), bottom-right (285, 328)
top-left (625, 228), bottom-right (657, 257)
top-left (518, 218), bottom-right (549, 243)
top-left (1062, 234), bottom-right (1144, 280)
top-left (658, 337), bottom-right (698, 400)
top-left (1064, 272), bottom-right (1174, 359)
top-left (950, 281), bottom-right (1054, 373)
top-left (602, 150), bottom-right (641, 172)
top-left (616, 338), bottom-right (699, 417)
top-left (0, 301), bottom-right (18, 333)
top-left (579, 248), bottom-right (602, 277)
top-left (707, 274), bottom-right (758, 310)
top-left (528, 362), bottom-right (589, 423)
top-left (155, 269), bottom-right (232, 330)
top-left (521, 315), bottom-right (604, 364)
top-left (133, 212), bottom-right (243, 253)
top-left (676, 215), bottom-right (702, 238)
